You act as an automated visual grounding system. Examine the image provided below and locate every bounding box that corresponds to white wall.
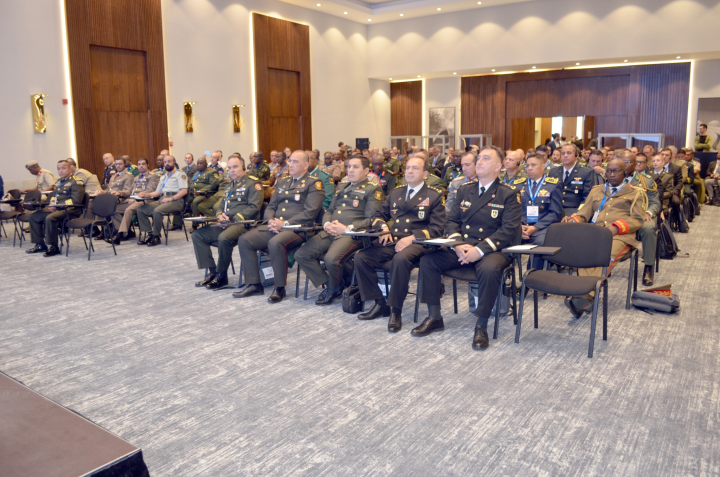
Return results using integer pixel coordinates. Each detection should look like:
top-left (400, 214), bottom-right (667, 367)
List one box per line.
top-left (161, 0), bottom-right (387, 159)
top-left (367, 0), bottom-right (720, 79)
top-left (0, 0), bottom-right (73, 185)
top-left (688, 59), bottom-right (720, 147)
top-left (425, 77), bottom-right (460, 142)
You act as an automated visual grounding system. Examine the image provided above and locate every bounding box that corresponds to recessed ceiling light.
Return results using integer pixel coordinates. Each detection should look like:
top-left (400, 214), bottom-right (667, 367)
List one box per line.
top-left (478, 1), bottom-right (482, 3)
top-left (624, 59), bottom-right (628, 62)
top-left (389, 78), bottom-right (392, 80)
top-left (532, 66), bottom-right (536, 69)
top-left (368, 19), bottom-right (371, 21)
top-left (316, 3), bottom-right (321, 5)
top-left (453, 72), bottom-right (457, 75)
top-left (343, 11), bottom-right (347, 14)
top-left (576, 62), bottom-right (580, 65)
top-left (417, 75), bottom-right (421, 78)
top-left (400, 13), bottom-right (403, 16)
top-left (676, 56), bottom-right (681, 59)
top-left (437, 7), bottom-right (441, 10)
top-left (491, 69), bottom-right (495, 72)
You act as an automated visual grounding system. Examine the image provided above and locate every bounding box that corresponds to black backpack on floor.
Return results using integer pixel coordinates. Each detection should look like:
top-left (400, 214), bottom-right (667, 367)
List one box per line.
top-left (658, 221), bottom-right (679, 260)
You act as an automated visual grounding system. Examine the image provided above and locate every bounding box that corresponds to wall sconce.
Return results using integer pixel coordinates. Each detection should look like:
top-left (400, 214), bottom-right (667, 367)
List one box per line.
top-left (183, 102), bottom-right (196, 132)
top-left (32, 94), bottom-right (48, 133)
top-left (232, 104), bottom-right (244, 133)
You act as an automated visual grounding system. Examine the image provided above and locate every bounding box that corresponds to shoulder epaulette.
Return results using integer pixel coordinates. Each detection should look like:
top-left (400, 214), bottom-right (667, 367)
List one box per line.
top-left (450, 175), bottom-right (465, 183)
top-left (247, 175), bottom-right (259, 181)
top-left (591, 184), bottom-right (604, 189)
top-left (545, 176), bottom-right (559, 184)
top-left (394, 184), bottom-right (407, 189)
top-left (428, 186), bottom-right (443, 194)
top-left (513, 177), bottom-right (527, 184)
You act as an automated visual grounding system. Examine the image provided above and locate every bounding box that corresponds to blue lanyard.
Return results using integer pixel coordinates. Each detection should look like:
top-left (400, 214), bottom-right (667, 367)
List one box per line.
top-left (278, 164), bottom-right (288, 177)
top-left (192, 172), bottom-right (200, 183)
top-left (527, 176), bottom-right (546, 205)
top-left (598, 183), bottom-right (622, 211)
top-left (161, 172), bottom-right (173, 190)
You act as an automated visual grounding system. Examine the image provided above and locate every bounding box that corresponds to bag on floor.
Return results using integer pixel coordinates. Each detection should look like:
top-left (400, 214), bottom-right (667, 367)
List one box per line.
top-left (713, 185), bottom-right (720, 206)
top-left (657, 221), bottom-right (678, 260)
top-left (683, 195), bottom-right (695, 222)
top-left (631, 285), bottom-right (680, 313)
top-left (670, 205), bottom-right (689, 233)
top-left (342, 285), bottom-right (363, 314)
top-left (259, 253), bottom-right (275, 287)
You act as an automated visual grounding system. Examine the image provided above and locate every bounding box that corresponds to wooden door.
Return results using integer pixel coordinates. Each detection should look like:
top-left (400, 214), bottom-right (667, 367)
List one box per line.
top-left (267, 69), bottom-right (301, 151)
top-left (510, 118), bottom-right (535, 151)
top-left (583, 116), bottom-right (595, 148)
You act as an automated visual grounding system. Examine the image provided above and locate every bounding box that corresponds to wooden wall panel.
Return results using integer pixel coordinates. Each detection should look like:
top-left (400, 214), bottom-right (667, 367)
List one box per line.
top-left (461, 65), bottom-right (689, 150)
top-left (390, 81), bottom-right (422, 136)
top-left (66, 0), bottom-right (168, 177)
top-left (253, 14), bottom-right (311, 155)
top-left (510, 118), bottom-right (535, 151)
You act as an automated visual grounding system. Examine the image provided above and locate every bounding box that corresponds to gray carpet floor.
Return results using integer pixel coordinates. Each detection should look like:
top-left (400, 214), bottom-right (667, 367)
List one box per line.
top-left (1, 210), bottom-right (719, 476)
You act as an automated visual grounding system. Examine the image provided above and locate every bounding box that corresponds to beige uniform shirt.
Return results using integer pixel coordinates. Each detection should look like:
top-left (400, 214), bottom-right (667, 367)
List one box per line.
top-left (36, 169), bottom-right (56, 191)
top-left (106, 170), bottom-right (135, 198)
top-left (73, 168), bottom-right (102, 194)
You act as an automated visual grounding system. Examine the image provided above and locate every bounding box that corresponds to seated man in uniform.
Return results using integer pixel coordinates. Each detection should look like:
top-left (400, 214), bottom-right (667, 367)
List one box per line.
top-left (548, 143), bottom-right (593, 215)
top-left (192, 156), bottom-right (264, 289)
top-left (514, 153), bottom-right (562, 270)
top-left (247, 152), bottom-right (271, 182)
top-left (66, 158), bottom-right (102, 194)
top-left (498, 149), bottom-right (526, 187)
top-left (587, 149), bottom-right (606, 186)
top-left (235, 151), bottom-right (325, 303)
top-left (111, 158), bottom-right (160, 243)
top-left (295, 155), bottom-right (383, 305)
top-left (152, 155), bottom-right (165, 176)
top-left (445, 151), bottom-right (478, 214)
top-left (440, 152), bottom-right (464, 188)
top-left (398, 151), bottom-right (445, 192)
top-left (321, 152), bottom-right (344, 183)
top-left (26, 159), bottom-right (85, 257)
top-left (21, 160), bottom-right (55, 193)
top-left (561, 158), bottom-right (647, 316)
top-left (415, 146), bottom-right (522, 350)
top-left (307, 150), bottom-right (335, 209)
top-left (372, 156), bottom-right (396, 196)
top-left (188, 156), bottom-right (220, 217)
top-left (704, 151), bottom-right (720, 204)
top-left (136, 155), bottom-right (189, 247)
top-left (353, 156), bottom-right (446, 332)
top-left (92, 156), bottom-right (133, 237)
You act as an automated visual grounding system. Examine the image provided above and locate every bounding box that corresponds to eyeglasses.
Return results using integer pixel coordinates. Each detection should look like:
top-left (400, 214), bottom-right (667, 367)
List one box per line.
top-left (606, 168), bottom-right (623, 174)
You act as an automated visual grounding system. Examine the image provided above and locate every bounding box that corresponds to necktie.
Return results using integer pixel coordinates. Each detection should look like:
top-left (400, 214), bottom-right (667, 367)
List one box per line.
top-left (530, 181), bottom-right (536, 195)
top-left (479, 186), bottom-right (486, 196)
top-left (407, 188), bottom-right (414, 201)
top-left (564, 170), bottom-right (570, 183)
top-left (611, 187), bottom-right (617, 195)
top-left (291, 179), bottom-right (298, 188)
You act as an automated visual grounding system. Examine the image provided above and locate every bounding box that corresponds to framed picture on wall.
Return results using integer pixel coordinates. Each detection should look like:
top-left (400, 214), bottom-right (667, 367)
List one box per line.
top-left (429, 107), bottom-right (455, 146)
top-left (697, 98), bottom-right (720, 152)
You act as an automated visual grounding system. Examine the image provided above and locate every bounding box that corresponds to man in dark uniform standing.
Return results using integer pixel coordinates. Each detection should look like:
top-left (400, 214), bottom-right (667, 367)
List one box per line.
top-left (27, 159), bottom-right (85, 257)
top-left (295, 155), bottom-right (383, 305)
top-left (235, 151), bottom-right (325, 303)
top-left (548, 143), bottom-right (593, 215)
top-left (353, 156), bottom-right (446, 332)
top-left (415, 146), bottom-right (522, 350)
top-left (192, 156), bottom-right (264, 289)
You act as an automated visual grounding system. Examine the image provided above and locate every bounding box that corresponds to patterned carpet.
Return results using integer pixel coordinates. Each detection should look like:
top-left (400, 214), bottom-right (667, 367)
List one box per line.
top-left (0, 210), bottom-right (718, 476)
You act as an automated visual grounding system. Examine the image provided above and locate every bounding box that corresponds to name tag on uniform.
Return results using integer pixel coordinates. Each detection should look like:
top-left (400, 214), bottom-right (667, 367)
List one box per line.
top-left (527, 205), bottom-right (539, 222)
top-left (591, 210), bottom-right (599, 224)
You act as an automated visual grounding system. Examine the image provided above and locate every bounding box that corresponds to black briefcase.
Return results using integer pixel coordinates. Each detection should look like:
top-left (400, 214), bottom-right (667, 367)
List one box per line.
top-left (342, 285), bottom-right (363, 314)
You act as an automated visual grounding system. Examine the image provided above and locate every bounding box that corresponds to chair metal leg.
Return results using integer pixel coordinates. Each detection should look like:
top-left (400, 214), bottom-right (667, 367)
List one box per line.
top-left (603, 280), bottom-right (608, 341)
top-left (230, 258), bottom-right (235, 275)
top-left (633, 250), bottom-right (639, 292)
top-left (515, 280), bottom-right (527, 344)
top-left (164, 217), bottom-right (170, 245)
top-left (626, 250), bottom-right (636, 310)
top-left (510, 268), bottom-right (518, 326)
top-left (238, 261), bottom-right (244, 288)
top-left (181, 217), bottom-right (189, 241)
top-left (304, 274), bottom-right (309, 300)
top-left (87, 231), bottom-right (93, 260)
top-left (452, 279), bottom-right (458, 314)
top-left (493, 282), bottom-right (501, 340)
top-left (588, 283), bottom-right (602, 358)
top-left (413, 274), bottom-right (421, 323)
top-left (295, 265), bottom-right (300, 298)
top-left (533, 290), bottom-right (539, 329)
top-left (382, 270), bottom-right (389, 298)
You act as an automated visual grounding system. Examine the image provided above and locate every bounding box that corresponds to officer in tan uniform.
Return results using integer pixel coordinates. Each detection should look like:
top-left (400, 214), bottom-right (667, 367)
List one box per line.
top-left (22, 161), bottom-right (55, 193)
top-left (92, 156), bottom-right (134, 234)
top-left (66, 158), bottom-right (102, 194)
top-left (188, 156), bottom-right (221, 216)
top-left (562, 158), bottom-right (647, 316)
top-left (235, 151), bottom-right (325, 303)
top-left (136, 155), bottom-right (189, 246)
top-left (26, 159), bottom-right (85, 256)
top-left (193, 156), bottom-right (264, 289)
top-left (112, 158), bottom-right (160, 242)
top-left (294, 155), bottom-right (383, 306)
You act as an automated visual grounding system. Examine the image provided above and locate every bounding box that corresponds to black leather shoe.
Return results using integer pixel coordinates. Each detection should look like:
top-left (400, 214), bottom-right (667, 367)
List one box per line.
top-left (105, 233), bottom-right (124, 245)
top-left (564, 297), bottom-right (584, 318)
top-left (169, 225), bottom-right (182, 231)
top-left (146, 235), bottom-right (161, 246)
top-left (26, 244), bottom-right (48, 254)
top-left (43, 246), bottom-right (60, 257)
top-left (358, 302), bottom-right (390, 320)
top-left (196, 274), bottom-right (216, 287)
top-left (316, 288), bottom-right (342, 306)
top-left (92, 227), bottom-right (103, 238)
top-left (642, 265), bottom-right (654, 286)
top-left (472, 325), bottom-right (489, 350)
top-left (206, 275), bottom-right (228, 289)
top-left (388, 313), bottom-right (402, 333)
top-left (125, 229), bottom-right (136, 240)
top-left (268, 287), bottom-right (286, 303)
top-left (233, 284), bottom-right (264, 298)
top-left (411, 317), bottom-right (445, 337)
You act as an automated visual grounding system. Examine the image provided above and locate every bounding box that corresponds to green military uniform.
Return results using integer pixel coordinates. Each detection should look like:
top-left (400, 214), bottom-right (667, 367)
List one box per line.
top-left (441, 164), bottom-right (464, 189)
top-left (309, 166), bottom-right (335, 209)
top-left (248, 162), bottom-right (271, 181)
top-left (498, 169), bottom-right (527, 187)
top-left (127, 164), bottom-right (139, 176)
top-left (152, 168), bottom-right (164, 177)
top-left (117, 172), bottom-right (161, 234)
top-left (199, 177), bottom-right (232, 217)
top-left (295, 178), bottom-right (383, 291)
top-left (192, 174), bottom-right (264, 274)
top-left (383, 157), bottom-right (402, 176)
top-left (29, 175), bottom-right (85, 249)
top-left (189, 168), bottom-right (221, 216)
top-left (626, 171), bottom-right (660, 271)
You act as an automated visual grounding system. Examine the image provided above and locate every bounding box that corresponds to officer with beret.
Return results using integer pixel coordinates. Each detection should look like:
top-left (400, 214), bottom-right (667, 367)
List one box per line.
top-left (188, 156), bottom-right (221, 217)
top-left (192, 156), bottom-right (264, 289)
top-left (415, 146), bottom-right (522, 350)
top-left (295, 155), bottom-right (383, 305)
top-left (27, 159), bottom-right (85, 257)
top-left (353, 155), bottom-right (446, 332)
top-left (235, 151), bottom-right (325, 303)
top-left (547, 143), bottom-right (594, 215)
top-left (21, 160), bottom-right (55, 193)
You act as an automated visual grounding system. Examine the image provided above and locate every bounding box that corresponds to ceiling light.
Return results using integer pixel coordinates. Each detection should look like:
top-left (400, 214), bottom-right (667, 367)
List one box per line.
top-left (316, 3), bottom-right (321, 5)
top-left (389, 78), bottom-right (392, 80)
top-left (576, 62), bottom-right (580, 65)
top-left (437, 7), bottom-right (441, 10)
top-left (343, 11), bottom-right (347, 14)
top-left (400, 13), bottom-right (404, 16)
top-left (368, 19), bottom-right (371, 21)
top-left (624, 59), bottom-right (628, 62)
top-left (478, 1), bottom-right (482, 3)
top-left (491, 69), bottom-right (495, 72)
top-left (453, 72), bottom-right (457, 75)
top-left (532, 66), bottom-right (536, 69)
top-left (417, 75), bottom-right (421, 78)
top-left (676, 56), bottom-right (681, 59)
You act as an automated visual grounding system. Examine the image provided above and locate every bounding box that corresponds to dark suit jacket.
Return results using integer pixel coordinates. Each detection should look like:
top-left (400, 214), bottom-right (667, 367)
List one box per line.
top-left (707, 161), bottom-right (717, 178)
top-left (664, 163), bottom-right (683, 195)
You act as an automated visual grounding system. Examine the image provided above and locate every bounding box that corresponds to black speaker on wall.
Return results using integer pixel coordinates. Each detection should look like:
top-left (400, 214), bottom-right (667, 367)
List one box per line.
top-left (356, 138), bottom-right (369, 150)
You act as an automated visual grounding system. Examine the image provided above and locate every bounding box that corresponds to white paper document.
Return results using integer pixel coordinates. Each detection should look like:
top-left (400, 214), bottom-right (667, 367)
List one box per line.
top-left (504, 245), bottom-right (538, 251)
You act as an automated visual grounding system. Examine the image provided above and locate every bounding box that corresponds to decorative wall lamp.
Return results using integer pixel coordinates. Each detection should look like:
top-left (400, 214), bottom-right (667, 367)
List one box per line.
top-left (32, 94), bottom-right (48, 133)
top-left (232, 104), bottom-right (245, 133)
top-left (183, 102), bottom-right (196, 132)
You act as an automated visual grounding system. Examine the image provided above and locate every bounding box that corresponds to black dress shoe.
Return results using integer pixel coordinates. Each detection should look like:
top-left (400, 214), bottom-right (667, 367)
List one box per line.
top-left (206, 275), bottom-right (229, 289)
top-left (126, 229), bottom-right (136, 240)
top-left (411, 317), bottom-right (445, 337)
top-left (642, 265), bottom-right (654, 286)
top-left (472, 325), bottom-right (489, 350)
top-left (146, 235), bottom-right (161, 246)
top-left (26, 244), bottom-right (48, 254)
top-left (105, 233), bottom-right (124, 245)
top-left (388, 313), bottom-right (402, 333)
top-left (358, 302), bottom-right (390, 320)
top-left (169, 225), bottom-right (182, 231)
top-left (316, 288), bottom-right (342, 306)
top-left (196, 274), bottom-right (216, 287)
top-left (43, 246), bottom-right (60, 257)
top-left (233, 284), bottom-right (264, 298)
top-left (268, 287), bottom-right (286, 303)
top-left (564, 297), bottom-right (584, 318)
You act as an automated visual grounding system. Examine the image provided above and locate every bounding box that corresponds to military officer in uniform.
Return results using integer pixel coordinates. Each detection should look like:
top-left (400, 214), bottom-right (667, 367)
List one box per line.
top-left (22, 160), bottom-right (55, 193)
top-left (308, 150), bottom-right (335, 209)
top-left (192, 156), bottom-right (264, 289)
top-left (112, 158), bottom-right (160, 242)
top-left (512, 153), bottom-right (563, 270)
top-left (562, 158), bottom-right (647, 316)
top-left (372, 156), bottom-right (396, 195)
top-left (498, 150), bottom-right (526, 186)
top-left (415, 146), bottom-right (522, 350)
top-left (295, 155), bottom-right (383, 305)
top-left (93, 156), bottom-right (134, 234)
top-left (152, 155), bottom-right (165, 176)
top-left (353, 156), bottom-right (446, 331)
top-left (445, 152), bottom-right (478, 214)
top-left (26, 159), bottom-right (85, 257)
top-left (136, 155), bottom-right (189, 246)
top-left (623, 152), bottom-right (661, 286)
top-left (248, 152), bottom-right (271, 182)
top-left (66, 158), bottom-right (102, 194)
top-left (548, 143), bottom-right (594, 215)
top-left (235, 151), bottom-right (325, 303)
top-left (188, 156), bottom-right (220, 217)
top-left (382, 149), bottom-right (402, 178)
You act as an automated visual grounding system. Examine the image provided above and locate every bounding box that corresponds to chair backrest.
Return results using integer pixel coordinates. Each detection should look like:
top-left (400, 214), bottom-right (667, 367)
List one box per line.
top-left (543, 222), bottom-right (612, 269)
top-left (21, 178), bottom-right (36, 190)
top-left (90, 193), bottom-right (118, 218)
top-left (23, 189), bottom-right (43, 211)
top-left (8, 189), bottom-right (22, 199)
top-left (80, 193), bottom-right (91, 214)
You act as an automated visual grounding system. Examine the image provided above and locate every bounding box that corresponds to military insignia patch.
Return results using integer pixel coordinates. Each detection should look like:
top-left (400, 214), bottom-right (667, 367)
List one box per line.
top-left (254, 183), bottom-right (262, 191)
top-left (353, 200), bottom-right (359, 207)
top-left (375, 190), bottom-right (382, 200)
top-left (491, 209), bottom-right (498, 218)
top-left (418, 198), bottom-right (430, 206)
top-left (315, 181), bottom-right (323, 190)
top-left (418, 211), bottom-right (425, 219)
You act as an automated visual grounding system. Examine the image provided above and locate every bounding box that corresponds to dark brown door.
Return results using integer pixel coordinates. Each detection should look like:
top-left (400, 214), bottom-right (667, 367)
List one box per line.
top-left (89, 45), bottom-right (152, 175)
top-left (267, 69), bottom-right (301, 151)
top-left (583, 116), bottom-right (595, 148)
top-left (510, 118), bottom-right (535, 151)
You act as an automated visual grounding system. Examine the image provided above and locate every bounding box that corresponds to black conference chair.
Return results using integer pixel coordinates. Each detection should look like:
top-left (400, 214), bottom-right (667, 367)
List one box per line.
top-left (63, 193), bottom-right (116, 260)
top-left (160, 196), bottom-right (190, 245)
top-left (0, 189), bottom-right (23, 245)
top-left (515, 222), bottom-right (612, 358)
top-left (15, 189), bottom-right (43, 247)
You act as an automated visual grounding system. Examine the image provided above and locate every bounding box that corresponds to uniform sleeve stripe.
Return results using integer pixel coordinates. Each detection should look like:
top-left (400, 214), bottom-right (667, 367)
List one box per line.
top-left (485, 238), bottom-right (497, 251)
